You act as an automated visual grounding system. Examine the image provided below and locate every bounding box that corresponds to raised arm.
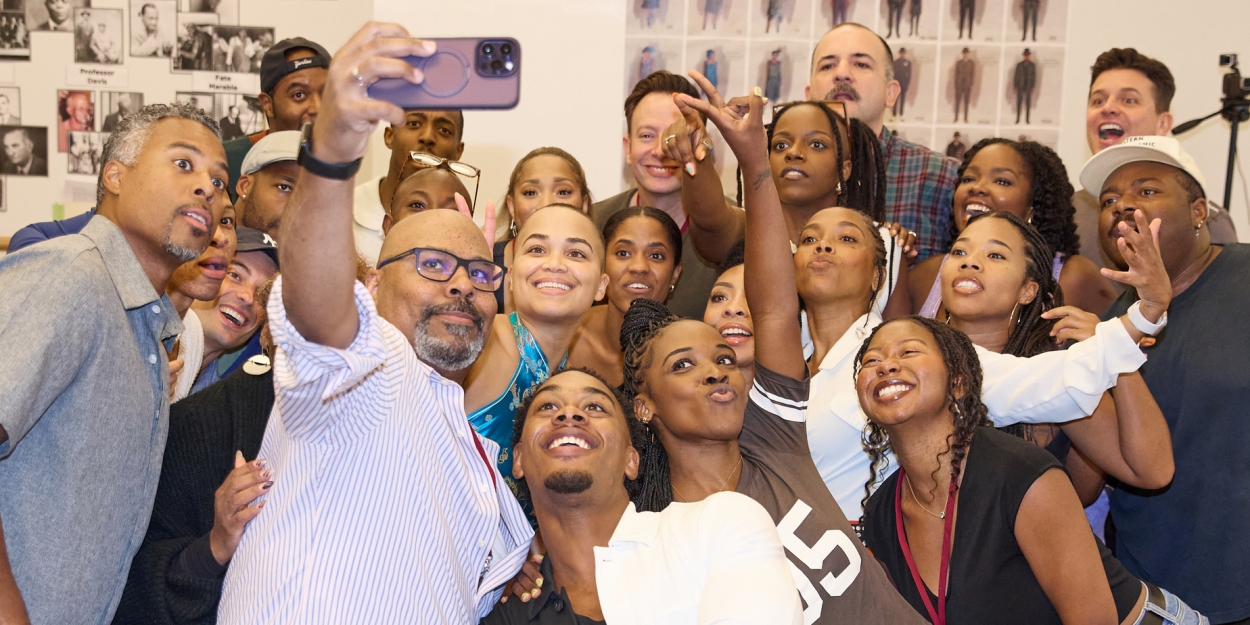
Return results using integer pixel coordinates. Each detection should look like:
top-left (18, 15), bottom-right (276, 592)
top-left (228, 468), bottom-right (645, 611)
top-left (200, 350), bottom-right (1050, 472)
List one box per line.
top-left (680, 87), bottom-right (806, 380)
top-left (660, 72), bottom-right (746, 265)
top-left (1061, 372), bottom-right (1174, 491)
top-left (278, 23), bottom-right (435, 349)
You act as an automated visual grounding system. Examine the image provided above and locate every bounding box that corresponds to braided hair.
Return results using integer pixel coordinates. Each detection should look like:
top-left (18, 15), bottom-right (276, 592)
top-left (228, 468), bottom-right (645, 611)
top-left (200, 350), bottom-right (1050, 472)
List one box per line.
top-left (737, 101), bottom-right (886, 223)
top-left (510, 367), bottom-right (650, 507)
top-left (954, 138), bottom-right (1080, 259)
top-left (619, 298), bottom-right (681, 512)
top-left (854, 317), bottom-right (993, 515)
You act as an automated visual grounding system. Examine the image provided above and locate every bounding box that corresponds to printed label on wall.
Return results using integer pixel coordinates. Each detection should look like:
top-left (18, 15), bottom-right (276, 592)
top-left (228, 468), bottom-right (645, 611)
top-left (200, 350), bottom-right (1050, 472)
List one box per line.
top-left (192, 72), bottom-right (261, 94)
top-left (67, 66), bottom-right (129, 88)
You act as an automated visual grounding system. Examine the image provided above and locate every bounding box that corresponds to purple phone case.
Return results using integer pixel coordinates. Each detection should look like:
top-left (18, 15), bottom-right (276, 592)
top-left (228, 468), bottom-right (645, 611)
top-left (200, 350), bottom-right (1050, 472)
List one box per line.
top-left (367, 38), bottom-right (521, 110)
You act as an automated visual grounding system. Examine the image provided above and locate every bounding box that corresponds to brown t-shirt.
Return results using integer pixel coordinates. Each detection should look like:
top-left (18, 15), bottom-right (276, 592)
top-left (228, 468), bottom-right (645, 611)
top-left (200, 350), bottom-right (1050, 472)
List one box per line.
top-left (738, 364), bottom-right (926, 625)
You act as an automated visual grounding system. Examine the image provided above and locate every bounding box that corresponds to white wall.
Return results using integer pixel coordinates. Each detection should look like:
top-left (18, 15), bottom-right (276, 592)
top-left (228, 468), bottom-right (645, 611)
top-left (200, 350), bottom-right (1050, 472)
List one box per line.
top-left (1059, 0), bottom-right (1250, 239)
top-left (369, 0), bottom-right (627, 226)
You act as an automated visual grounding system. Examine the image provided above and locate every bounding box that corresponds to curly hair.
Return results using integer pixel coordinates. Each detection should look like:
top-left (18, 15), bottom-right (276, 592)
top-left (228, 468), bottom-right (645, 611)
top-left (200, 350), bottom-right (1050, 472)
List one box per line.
top-left (963, 211), bottom-right (1065, 359)
top-left (954, 138), bottom-right (1079, 260)
top-left (602, 205), bottom-right (684, 268)
top-left (737, 101), bottom-right (886, 223)
top-left (854, 317), bottom-right (992, 515)
top-left (619, 298), bottom-right (682, 512)
top-left (509, 367), bottom-right (650, 507)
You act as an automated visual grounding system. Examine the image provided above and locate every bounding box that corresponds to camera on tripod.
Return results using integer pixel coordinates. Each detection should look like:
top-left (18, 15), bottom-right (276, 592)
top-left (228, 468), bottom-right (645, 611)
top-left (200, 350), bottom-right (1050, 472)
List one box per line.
top-left (1176, 54), bottom-right (1250, 210)
top-left (1218, 54), bottom-right (1250, 100)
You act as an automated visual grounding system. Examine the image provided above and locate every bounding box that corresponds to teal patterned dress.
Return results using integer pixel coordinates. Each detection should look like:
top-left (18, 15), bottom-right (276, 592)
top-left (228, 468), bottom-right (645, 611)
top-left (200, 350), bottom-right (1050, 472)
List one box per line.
top-left (467, 312), bottom-right (566, 513)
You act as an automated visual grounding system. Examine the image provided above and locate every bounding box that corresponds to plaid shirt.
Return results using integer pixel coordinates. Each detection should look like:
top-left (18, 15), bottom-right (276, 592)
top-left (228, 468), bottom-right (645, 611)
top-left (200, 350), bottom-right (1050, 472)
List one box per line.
top-left (880, 127), bottom-right (959, 260)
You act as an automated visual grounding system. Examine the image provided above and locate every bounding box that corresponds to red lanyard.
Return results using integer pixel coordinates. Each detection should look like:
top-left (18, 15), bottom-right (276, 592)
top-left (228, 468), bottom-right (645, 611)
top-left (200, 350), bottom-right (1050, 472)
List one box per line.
top-left (894, 468), bottom-right (958, 625)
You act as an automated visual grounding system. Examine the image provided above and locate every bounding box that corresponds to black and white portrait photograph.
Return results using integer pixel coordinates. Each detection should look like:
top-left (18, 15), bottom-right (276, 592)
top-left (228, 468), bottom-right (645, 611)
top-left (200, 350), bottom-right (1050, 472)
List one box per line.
top-left (206, 26), bottom-right (273, 74)
top-left (1, 125), bottom-right (48, 176)
top-left (66, 130), bottom-right (105, 175)
top-left (173, 12), bottom-right (216, 71)
top-left (0, 87), bottom-right (19, 125)
top-left (214, 93), bottom-right (265, 141)
top-left (74, 7), bottom-right (122, 64)
top-left (99, 91), bottom-right (142, 132)
top-left (130, 0), bottom-right (175, 57)
top-left (25, 0), bottom-right (88, 33)
top-left (0, 10), bottom-right (30, 59)
top-left (178, 0), bottom-right (237, 25)
top-left (175, 91), bottom-right (216, 119)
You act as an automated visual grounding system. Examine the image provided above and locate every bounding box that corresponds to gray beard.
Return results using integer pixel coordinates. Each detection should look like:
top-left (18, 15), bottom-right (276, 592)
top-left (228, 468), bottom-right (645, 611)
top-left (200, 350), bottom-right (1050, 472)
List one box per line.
top-left (544, 470), bottom-right (593, 495)
top-left (163, 222), bottom-right (204, 263)
top-left (412, 301), bottom-right (487, 372)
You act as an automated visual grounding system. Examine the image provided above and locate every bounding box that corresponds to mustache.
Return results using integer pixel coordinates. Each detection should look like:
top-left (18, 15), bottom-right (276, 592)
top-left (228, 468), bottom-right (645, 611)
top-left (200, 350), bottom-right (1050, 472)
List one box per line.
top-left (1107, 215), bottom-right (1139, 238)
top-left (420, 298), bottom-right (485, 332)
top-left (823, 83), bottom-right (860, 101)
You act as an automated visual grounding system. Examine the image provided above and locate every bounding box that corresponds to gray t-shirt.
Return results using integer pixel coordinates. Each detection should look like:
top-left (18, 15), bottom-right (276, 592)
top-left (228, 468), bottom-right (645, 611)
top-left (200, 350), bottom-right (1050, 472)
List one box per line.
top-left (591, 189), bottom-right (725, 321)
top-left (740, 364), bottom-right (926, 625)
top-left (0, 216), bottom-right (182, 624)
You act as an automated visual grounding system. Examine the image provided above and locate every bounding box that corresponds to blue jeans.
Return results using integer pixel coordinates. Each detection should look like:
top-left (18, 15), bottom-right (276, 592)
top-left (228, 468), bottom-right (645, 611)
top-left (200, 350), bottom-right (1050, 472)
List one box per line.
top-left (1135, 583), bottom-right (1210, 625)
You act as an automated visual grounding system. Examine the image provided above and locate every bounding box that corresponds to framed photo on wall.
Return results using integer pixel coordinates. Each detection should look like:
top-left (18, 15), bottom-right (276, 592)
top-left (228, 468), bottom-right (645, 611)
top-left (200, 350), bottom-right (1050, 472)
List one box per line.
top-left (0, 125), bottom-right (49, 176)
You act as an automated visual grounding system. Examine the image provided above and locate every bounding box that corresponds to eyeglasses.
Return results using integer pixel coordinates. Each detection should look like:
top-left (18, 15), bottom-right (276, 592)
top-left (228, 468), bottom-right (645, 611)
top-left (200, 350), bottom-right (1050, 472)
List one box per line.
top-left (376, 246), bottom-right (507, 292)
top-left (408, 152), bottom-right (482, 213)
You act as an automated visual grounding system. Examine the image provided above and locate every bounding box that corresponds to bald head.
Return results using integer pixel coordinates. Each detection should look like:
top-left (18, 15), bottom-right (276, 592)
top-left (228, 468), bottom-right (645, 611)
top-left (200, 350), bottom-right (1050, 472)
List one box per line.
top-left (380, 207), bottom-right (490, 264)
top-left (515, 203), bottom-right (605, 260)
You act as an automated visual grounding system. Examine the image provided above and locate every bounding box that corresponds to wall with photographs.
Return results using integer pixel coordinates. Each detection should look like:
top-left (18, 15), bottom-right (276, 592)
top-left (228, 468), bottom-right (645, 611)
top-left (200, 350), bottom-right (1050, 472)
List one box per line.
top-left (0, 0), bottom-right (369, 234)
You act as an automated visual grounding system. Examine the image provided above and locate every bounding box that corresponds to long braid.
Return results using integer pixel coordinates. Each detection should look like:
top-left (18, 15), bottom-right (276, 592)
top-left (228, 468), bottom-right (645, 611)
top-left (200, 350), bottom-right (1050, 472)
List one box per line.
top-left (620, 298), bottom-right (680, 512)
top-left (854, 317), bottom-right (992, 517)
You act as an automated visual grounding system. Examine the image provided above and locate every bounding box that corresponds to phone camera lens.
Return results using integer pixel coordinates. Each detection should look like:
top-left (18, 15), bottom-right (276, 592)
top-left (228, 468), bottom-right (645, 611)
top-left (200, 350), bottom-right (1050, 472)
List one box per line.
top-left (490, 59), bottom-right (503, 72)
top-left (500, 43), bottom-right (512, 56)
top-left (482, 44), bottom-right (494, 55)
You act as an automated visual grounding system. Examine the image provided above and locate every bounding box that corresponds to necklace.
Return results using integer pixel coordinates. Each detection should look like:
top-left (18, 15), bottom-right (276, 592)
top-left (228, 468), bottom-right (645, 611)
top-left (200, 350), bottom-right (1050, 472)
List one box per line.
top-left (672, 457), bottom-right (742, 502)
top-left (905, 473), bottom-right (946, 519)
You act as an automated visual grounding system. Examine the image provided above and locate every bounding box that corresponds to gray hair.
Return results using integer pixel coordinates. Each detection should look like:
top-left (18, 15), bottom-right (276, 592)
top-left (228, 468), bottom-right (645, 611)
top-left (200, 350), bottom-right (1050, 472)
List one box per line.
top-left (97, 101), bottom-right (221, 205)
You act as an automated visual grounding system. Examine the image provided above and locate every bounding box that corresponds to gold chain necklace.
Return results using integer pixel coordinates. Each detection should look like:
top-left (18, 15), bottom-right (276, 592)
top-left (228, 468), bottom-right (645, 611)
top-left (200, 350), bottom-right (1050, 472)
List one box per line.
top-left (905, 473), bottom-right (947, 520)
top-left (672, 457), bottom-right (743, 502)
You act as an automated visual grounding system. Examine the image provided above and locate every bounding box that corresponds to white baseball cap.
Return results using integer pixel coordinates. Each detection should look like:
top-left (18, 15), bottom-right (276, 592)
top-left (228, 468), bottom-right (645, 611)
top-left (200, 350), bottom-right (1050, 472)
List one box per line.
top-left (1079, 135), bottom-right (1206, 197)
top-left (240, 130), bottom-right (301, 176)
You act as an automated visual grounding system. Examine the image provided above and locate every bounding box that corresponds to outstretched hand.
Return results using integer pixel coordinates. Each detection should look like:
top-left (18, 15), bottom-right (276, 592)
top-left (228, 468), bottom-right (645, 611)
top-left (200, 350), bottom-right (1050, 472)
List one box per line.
top-left (312, 22), bottom-right (438, 165)
top-left (1100, 210), bottom-right (1171, 322)
top-left (675, 71), bottom-right (767, 169)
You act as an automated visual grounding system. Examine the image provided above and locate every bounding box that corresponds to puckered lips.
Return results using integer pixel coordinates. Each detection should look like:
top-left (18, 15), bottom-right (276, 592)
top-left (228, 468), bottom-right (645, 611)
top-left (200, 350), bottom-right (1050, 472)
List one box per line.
top-left (542, 426), bottom-right (600, 458)
top-left (717, 322), bottom-right (753, 346)
top-left (870, 377), bottom-right (915, 404)
top-left (707, 383), bottom-right (737, 404)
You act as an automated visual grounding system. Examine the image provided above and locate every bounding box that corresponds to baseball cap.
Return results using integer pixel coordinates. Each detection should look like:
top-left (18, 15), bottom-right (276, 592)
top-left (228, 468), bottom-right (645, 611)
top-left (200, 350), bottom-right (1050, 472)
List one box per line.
top-left (235, 226), bottom-right (279, 269)
top-left (1079, 135), bottom-right (1207, 197)
top-left (260, 37), bottom-right (331, 94)
top-left (240, 130), bottom-right (300, 176)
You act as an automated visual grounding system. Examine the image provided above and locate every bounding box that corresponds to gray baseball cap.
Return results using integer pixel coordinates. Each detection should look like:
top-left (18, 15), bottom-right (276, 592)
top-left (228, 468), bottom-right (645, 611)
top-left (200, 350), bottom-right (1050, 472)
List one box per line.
top-left (240, 130), bottom-right (301, 176)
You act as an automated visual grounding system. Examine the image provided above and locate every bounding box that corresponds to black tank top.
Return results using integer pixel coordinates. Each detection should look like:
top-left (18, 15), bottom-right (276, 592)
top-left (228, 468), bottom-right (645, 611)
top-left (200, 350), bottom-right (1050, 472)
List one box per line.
top-left (863, 427), bottom-right (1092, 625)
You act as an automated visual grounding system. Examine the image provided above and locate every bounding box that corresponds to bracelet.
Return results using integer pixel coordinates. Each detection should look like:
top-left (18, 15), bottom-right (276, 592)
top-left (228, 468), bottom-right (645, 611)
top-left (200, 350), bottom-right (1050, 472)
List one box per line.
top-left (1127, 301), bottom-right (1167, 335)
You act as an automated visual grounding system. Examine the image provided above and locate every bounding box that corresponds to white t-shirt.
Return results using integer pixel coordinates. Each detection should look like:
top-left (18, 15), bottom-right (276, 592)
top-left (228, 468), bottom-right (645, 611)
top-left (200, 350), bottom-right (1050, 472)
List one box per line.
top-left (352, 174), bottom-right (386, 266)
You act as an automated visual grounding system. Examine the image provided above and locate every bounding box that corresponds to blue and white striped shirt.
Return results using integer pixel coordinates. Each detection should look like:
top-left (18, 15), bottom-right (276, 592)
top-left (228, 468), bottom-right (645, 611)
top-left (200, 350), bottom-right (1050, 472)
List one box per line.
top-left (218, 278), bottom-right (534, 624)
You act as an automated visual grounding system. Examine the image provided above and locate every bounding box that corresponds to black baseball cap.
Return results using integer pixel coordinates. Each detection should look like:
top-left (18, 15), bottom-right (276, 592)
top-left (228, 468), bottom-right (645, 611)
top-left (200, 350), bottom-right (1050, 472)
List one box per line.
top-left (235, 226), bottom-right (279, 269)
top-left (260, 37), bottom-right (331, 94)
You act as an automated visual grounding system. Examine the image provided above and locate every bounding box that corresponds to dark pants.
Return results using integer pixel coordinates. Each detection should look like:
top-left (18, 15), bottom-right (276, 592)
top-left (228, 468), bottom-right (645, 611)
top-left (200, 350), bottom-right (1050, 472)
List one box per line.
top-left (955, 88), bottom-right (970, 122)
top-left (909, 7), bottom-right (921, 35)
top-left (887, 4), bottom-right (903, 36)
top-left (894, 87), bottom-right (908, 116)
top-left (832, 0), bottom-right (848, 24)
top-left (959, 1), bottom-right (975, 37)
top-left (1016, 88), bottom-right (1032, 123)
top-left (1022, 3), bottom-right (1039, 40)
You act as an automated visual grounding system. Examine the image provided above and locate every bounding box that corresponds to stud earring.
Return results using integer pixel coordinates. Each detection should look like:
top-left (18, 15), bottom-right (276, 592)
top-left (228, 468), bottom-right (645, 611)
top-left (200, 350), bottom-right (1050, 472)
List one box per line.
top-left (1195, 222), bottom-right (1204, 237)
top-left (835, 182), bottom-right (843, 194)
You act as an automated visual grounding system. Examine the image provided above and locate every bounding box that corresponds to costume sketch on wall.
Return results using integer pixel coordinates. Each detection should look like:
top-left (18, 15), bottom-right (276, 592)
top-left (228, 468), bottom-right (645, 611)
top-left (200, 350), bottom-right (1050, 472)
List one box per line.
top-left (893, 47), bottom-right (912, 116)
top-left (74, 8), bottom-right (122, 64)
top-left (952, 46), bottom-right (974, 122)
top-left (1012, 47), bottom-right (1035, 123)
top-left (66, 130), bottom-right (104, 175)
top-left (700, 0), bottom-right (723, 30)
top-left (944, 130), bottom-right (966, 159)
top-left (1, 125), bottom-right (48, 176)
top-left (178, 0), bottom-right (236, 26)
top-left (100, 91), bottom-right (143, 133)
top-left (1011, 0), bottom-right (1066, 43)
top-left (0, 87), bottom-right (20, 125)
top-left (26, 0), bottom-right (88, 33)
top-left (762, 48), bottom-right (781, 101)
top-left (56, 90), bottom-right (93, 152)
top-left (1001, 45), bottom-right (1062, 127)
top-left (630, 0), bottom-right (677, 33)
top-left (130, 0), bottom-right (175, 57)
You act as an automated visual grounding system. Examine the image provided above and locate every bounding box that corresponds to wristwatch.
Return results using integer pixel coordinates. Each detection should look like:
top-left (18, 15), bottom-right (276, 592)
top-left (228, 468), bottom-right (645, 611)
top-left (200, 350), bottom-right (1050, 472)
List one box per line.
top-left (297, 121), bottom-right (362, 180)
top-left (1127, 301), bottom-right (1167, 336)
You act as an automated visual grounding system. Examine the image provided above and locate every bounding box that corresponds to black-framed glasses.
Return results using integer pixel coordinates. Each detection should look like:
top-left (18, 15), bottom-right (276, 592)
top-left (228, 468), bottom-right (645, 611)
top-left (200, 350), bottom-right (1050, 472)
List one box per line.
top-left (409, 151), bottom-right (482, 213)
top-left (376, 246), bottom-right (507, 292)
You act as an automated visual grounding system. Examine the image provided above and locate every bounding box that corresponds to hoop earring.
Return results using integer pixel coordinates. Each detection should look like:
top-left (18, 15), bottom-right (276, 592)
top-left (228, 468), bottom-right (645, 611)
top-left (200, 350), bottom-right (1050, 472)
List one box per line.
top-left (1009, 301), bottom-right (1020, 326)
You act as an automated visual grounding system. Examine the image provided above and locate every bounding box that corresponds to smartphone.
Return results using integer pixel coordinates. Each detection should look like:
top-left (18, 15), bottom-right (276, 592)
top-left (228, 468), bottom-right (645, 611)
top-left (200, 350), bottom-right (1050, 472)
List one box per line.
top-left (367, 38), bottom-right (521, 110)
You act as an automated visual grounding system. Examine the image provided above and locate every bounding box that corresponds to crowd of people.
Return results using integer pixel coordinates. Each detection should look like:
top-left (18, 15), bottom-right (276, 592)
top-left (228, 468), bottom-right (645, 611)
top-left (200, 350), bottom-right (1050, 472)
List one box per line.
top-left (0, 19), bottom-right (1245, 625)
